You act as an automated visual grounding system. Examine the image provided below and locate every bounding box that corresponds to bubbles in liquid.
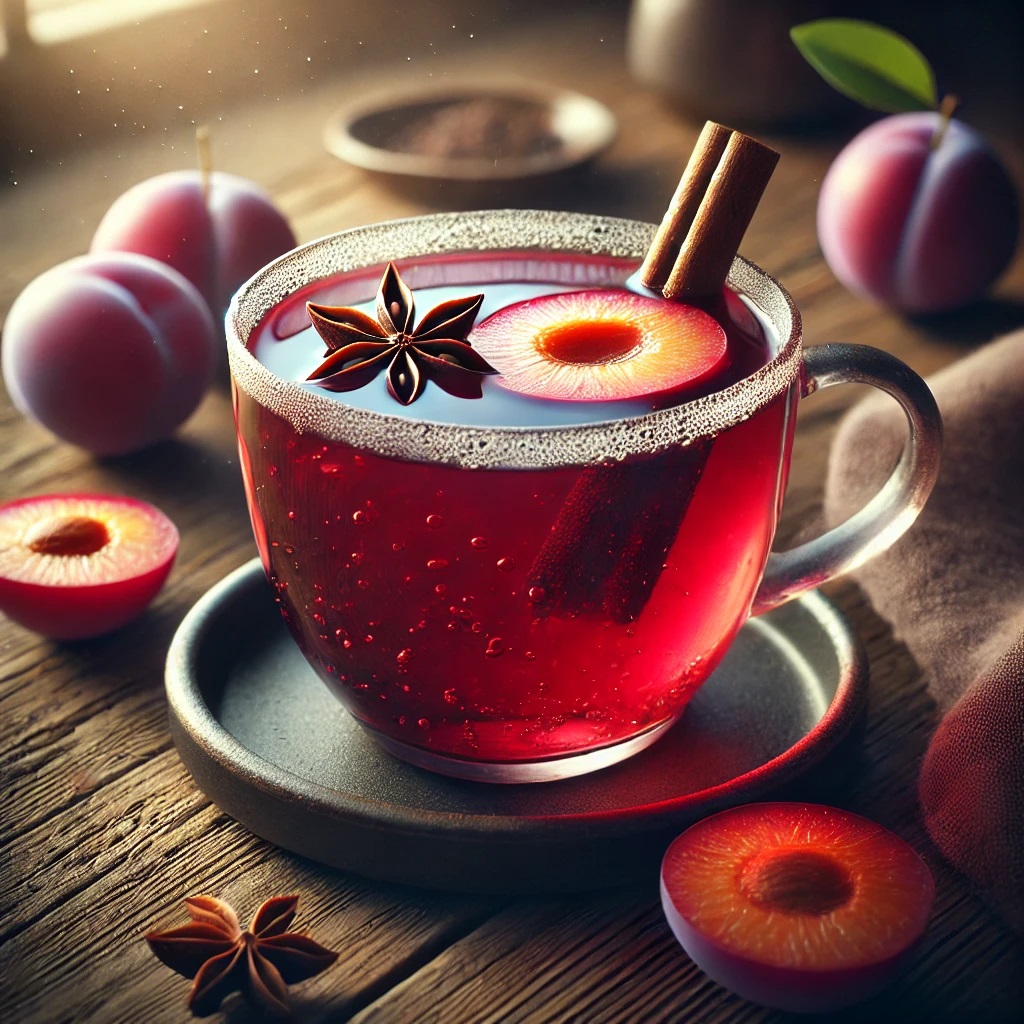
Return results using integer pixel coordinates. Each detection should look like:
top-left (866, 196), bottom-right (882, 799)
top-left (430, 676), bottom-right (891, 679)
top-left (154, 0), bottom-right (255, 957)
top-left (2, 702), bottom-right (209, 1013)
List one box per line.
top-left (426, 514), bottom-right (444, 529)
top-left (496, 557), bottom-right (515, 572)
top-left (233, 216), bottom-right (793, 764)
top-left (427, 558), bottom-right (448, 570)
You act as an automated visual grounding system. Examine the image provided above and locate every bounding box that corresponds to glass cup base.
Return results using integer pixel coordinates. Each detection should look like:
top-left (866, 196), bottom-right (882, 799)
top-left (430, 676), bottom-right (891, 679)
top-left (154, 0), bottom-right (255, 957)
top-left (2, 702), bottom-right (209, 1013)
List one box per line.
top-left (361, 716), bottom-right (680, 783)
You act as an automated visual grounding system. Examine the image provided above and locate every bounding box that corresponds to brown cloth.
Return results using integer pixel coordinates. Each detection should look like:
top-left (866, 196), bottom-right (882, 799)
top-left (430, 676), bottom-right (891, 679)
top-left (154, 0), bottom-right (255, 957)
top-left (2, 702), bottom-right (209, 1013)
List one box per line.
top-left (824, 328), bottom-right (1024, 933)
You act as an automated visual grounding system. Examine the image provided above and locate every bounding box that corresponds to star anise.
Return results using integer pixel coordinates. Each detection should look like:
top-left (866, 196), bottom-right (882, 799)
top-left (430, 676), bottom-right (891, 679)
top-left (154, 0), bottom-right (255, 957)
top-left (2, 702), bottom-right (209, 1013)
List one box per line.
top-left (305, 261), bottom-right (498, 404)
top-left (145, 894), bottom-right (338, 1018)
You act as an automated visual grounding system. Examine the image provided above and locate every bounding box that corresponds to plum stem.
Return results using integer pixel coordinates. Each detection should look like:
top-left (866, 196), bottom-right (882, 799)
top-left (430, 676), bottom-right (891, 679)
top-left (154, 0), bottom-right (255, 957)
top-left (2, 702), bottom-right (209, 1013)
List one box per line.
top-left (930, 95), bottom-right (958, 151)
top-left (196, 124), bottom-right (213, 205)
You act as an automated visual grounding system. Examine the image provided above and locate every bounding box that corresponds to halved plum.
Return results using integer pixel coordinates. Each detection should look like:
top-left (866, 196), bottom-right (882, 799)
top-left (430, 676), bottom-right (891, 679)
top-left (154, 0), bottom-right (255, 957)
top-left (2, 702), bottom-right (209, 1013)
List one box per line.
top-left (0, 494), bottom-right (179, 640)
top-left (469, 289), bottom-right (727, 401)
top-left (660, 802), bottom-right (935, 1013)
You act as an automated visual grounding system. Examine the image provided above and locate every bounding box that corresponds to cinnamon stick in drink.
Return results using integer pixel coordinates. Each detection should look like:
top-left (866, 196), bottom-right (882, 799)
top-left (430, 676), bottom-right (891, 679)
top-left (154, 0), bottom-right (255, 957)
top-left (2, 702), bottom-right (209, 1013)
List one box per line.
top-left (528, 123), bottom-right (779, 623)
top-left (660, 131), bottom-right (779, 303)
top-left (528, 442), bottom-right (711, 622)
top-left (638, 121), bottom-right (732, 293)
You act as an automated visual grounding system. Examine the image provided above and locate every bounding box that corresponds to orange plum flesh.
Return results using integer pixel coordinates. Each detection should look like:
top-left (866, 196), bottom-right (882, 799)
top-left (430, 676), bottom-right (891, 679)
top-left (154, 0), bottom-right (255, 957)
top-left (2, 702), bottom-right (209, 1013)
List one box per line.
top-left (470, 289), bottom-right (727, 401)
top-left (660, 802), bottom-right (934, 1014)
top-left (0, 494), bottom-right (178, 640)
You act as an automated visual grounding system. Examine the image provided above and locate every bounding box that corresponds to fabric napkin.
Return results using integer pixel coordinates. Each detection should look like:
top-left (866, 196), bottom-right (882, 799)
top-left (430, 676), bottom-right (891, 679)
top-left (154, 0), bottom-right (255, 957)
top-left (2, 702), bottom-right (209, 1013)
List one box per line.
top-left (824, 328), bottom-right (1024, 933)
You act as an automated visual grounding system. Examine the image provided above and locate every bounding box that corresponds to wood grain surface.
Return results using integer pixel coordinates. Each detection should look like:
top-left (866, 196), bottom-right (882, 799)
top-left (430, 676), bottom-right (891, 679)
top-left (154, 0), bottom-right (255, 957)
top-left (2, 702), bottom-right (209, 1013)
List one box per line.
top-left (2, 6), bottom-right (1023, 1023)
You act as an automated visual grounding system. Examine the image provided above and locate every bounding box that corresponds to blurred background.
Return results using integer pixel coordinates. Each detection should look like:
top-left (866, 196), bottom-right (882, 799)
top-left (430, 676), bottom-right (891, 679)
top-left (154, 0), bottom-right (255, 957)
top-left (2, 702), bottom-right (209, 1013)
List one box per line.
top-left (1, 0), bottom-right (1021, 317)
top-left (2, 0), bottom-right (1020, 161)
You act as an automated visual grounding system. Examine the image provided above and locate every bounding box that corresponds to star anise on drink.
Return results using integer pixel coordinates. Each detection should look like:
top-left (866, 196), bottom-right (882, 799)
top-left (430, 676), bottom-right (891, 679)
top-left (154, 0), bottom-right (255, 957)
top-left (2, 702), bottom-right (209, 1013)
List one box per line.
top-left (145, 894), bottom-right (338, 1018)
top-left (305, 261), bottom-right (498, 405)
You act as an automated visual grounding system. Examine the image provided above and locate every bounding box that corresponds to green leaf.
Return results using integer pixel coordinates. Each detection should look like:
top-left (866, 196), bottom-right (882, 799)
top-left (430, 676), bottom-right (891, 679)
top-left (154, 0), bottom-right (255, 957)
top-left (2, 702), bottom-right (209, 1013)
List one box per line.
top-left (791, 19), bottom-right (937, 114)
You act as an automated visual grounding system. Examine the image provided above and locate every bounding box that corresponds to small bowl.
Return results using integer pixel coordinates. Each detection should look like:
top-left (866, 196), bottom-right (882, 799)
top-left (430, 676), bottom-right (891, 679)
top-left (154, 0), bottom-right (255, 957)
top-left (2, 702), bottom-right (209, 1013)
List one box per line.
top-left (323, 82), bottom-right (617, 185)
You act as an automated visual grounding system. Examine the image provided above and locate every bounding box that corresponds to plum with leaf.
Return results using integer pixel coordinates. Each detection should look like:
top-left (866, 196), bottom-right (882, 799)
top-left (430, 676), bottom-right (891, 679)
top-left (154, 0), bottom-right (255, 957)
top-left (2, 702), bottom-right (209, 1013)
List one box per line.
top-left (793, 19), bottom-right (1018, 313)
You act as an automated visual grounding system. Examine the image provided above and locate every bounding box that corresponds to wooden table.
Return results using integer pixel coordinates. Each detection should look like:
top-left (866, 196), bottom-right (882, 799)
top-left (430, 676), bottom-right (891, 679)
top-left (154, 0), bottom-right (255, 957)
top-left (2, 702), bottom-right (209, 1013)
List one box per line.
top-left (2, 6), bottom-right (1023, 1022)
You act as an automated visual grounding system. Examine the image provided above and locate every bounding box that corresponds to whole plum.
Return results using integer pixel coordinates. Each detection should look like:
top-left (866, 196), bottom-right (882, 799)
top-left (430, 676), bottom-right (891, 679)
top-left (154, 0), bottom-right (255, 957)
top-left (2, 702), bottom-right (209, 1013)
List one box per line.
top-left (817, 111), bottom-right (1019, 313)
top-left (2, 252), bottom-right (218, 455)
top-left (90, 170), bottom-right (297, 320)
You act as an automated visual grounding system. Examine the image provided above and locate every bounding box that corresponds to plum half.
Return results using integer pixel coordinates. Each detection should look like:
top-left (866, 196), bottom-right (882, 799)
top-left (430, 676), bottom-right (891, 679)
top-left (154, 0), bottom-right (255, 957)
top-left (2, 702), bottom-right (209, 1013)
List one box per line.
top-left (660, 802), bottom-right (935, 1014)
top-left (0, 494), bottom-right (179, 640)
top-left (469, 289), bottom-right (727, 401)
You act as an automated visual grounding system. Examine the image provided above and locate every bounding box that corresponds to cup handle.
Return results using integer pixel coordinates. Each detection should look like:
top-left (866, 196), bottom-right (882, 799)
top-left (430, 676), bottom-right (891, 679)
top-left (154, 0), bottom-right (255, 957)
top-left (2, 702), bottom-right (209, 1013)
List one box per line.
top-left (751, 343), bottom-right (942, 616)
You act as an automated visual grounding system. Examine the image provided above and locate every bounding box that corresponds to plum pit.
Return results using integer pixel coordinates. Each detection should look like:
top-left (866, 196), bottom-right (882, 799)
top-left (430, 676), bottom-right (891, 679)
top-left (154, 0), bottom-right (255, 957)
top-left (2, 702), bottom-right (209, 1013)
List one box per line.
top-left (739, 848), bottom-right (853, 916)
top-left (25, 515), bottom-right (111, 557)
top-left (537, 319), bottom-right (641, 365)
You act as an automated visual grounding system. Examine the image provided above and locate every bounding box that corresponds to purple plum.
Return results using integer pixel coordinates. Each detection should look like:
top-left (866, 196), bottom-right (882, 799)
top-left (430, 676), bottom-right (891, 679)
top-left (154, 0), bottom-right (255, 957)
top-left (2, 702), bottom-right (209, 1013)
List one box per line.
top-left (90, 170), bottom-right (297, 320)
top-left (2, 252), bottom-right (218, 455)
top-left (817, 111), bottom-right (1018, 313)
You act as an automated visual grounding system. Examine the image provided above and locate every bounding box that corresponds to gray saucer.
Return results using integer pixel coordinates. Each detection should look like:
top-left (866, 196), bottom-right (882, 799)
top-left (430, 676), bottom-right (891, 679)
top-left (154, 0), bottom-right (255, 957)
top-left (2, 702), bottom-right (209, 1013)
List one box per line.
top-left (165, 558), bottom-right (867, 893)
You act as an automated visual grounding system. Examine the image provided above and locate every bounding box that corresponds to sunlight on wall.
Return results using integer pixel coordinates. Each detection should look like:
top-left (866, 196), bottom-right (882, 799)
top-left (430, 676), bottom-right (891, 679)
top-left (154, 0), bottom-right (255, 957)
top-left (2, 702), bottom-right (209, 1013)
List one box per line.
top-left (26, 0), bottom-right (217, 45)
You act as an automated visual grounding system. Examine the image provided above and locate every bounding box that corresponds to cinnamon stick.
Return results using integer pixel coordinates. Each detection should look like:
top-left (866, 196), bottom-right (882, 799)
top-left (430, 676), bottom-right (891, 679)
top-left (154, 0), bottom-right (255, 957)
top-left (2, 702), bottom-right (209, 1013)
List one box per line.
top-left (642, 123), bottom-right (779, 304)
top-left (639, 121), bottom-right (731, 293)
top-left (529, 124), bottom-right (779, 623)
top-left (527, 444), bottom-right (710, 623)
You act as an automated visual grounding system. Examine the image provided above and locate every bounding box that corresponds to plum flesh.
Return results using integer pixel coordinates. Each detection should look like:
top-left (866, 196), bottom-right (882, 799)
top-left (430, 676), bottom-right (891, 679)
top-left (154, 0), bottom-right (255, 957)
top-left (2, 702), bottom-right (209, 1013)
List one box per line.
top-left (0, 494), bottom-right (179, 640)
top-left (660, 802), bottom-right (934, 1013)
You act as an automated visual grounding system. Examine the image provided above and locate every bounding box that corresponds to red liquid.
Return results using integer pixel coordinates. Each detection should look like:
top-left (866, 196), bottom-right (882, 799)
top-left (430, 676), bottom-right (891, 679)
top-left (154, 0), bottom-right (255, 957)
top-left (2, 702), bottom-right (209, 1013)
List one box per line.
top-left (235, 253), bottom-right (793, 763)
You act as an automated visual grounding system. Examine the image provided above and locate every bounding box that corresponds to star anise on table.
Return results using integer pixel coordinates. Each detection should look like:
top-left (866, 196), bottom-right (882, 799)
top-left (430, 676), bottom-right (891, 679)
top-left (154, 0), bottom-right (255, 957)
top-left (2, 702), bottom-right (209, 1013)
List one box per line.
top-left (145, 894), bottom-right (338, 1018)
top-left (305, 261), bottom-right (498, 405)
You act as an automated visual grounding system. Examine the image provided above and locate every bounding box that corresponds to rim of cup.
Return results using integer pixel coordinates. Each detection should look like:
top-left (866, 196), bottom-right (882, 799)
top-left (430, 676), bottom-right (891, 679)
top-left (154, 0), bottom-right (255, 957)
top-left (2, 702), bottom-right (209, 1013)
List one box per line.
top-left (226, 209), bottom-right (803, 470)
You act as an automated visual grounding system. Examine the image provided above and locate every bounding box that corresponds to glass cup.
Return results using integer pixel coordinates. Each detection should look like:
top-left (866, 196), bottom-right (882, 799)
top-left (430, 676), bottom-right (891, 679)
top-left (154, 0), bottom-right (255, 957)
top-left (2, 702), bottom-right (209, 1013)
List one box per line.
top-left (227, 210), bottom-right (941, 783)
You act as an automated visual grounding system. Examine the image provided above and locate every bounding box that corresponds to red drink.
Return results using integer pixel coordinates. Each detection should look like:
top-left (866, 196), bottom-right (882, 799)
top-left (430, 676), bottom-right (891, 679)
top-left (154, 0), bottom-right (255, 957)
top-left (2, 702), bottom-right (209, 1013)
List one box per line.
top-left (230, 217), bottom-right (800, 781)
